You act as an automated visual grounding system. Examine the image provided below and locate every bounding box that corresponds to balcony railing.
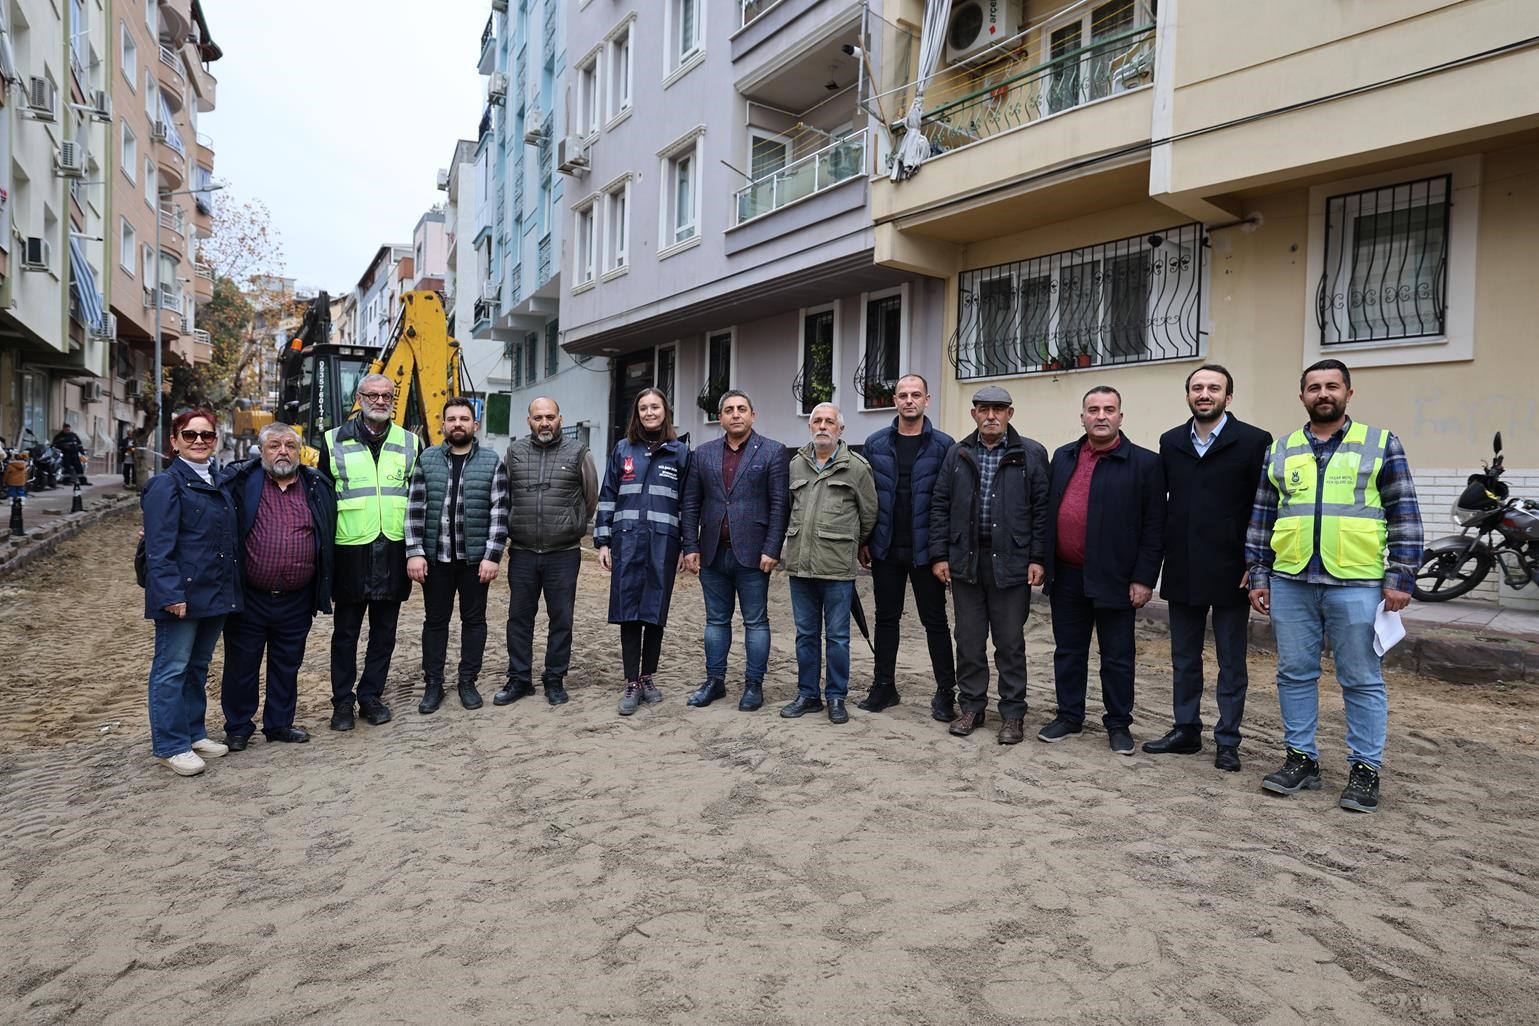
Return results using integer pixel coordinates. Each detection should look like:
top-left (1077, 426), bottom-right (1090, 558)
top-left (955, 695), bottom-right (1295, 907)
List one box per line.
top-left (509, 263), bottom-right (522, 301)
top-left (158, 206), bottom-right (186, 236)
top-left (159, 45), bottom-right (185, 86)
top-left (191, 328), bottom-right (212, 346)
top-left (904, 25), bottom-right (1155, 162)
top-left (740, 0), bottom-right (781, 27)
top-left (542, 10), bottom-right (558, 60)
top-left (194, 263), bottom-right (213, 281)
top-left (479, 14), bottom-right (495, 68)
top-left (734, 129), bottom-right (867, 225)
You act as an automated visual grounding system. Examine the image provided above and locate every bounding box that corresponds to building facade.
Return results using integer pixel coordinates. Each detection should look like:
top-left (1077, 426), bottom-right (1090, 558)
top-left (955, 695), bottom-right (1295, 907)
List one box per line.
top-left (871, 0), bottom-right (1539, 606)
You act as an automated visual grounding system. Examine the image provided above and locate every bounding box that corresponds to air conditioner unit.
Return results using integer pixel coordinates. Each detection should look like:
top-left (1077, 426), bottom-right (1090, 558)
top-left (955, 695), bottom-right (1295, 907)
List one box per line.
top-left (489, 72), bottom-right (508, 105)
top-left (28, 77), bottom-right (57, 120)
top-left (94, 313), bottom-right (118, 341)
top-left (151, 120), bottom-right (169, 141)
top-left (125, 378), bottom-right (141, 397)
top-left (523, 108), bottom-right (546, 144)
top-left (436, 167), bottom-right (451, 191)
top-left (556, 136), bottom-right (590, 177)
top-left (22, 237), bottom-right (50, 270)
top-left (56, 141), bottom-right (86, 177)
top-left (90, 90), bottom-right (112, 122)
top-left (943, 0), bottom-right (1023, 68)
top-left (80, 381), bottom-right (103, 402)
top-left (481, 279), bottom-right (500, 301)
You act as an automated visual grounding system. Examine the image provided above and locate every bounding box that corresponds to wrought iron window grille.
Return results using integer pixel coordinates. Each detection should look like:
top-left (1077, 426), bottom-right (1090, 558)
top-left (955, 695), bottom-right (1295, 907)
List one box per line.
top-left (853, 293), bottom-right (902, 408)
top-left (949, 222), bottom-right (1207, 380)
top-left (795, 310), bottom-right (836, 414)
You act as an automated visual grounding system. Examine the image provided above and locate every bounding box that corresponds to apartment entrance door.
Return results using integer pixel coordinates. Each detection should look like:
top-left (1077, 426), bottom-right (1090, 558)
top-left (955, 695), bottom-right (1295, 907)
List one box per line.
top-left (611, 349), bottom-right (655, 446)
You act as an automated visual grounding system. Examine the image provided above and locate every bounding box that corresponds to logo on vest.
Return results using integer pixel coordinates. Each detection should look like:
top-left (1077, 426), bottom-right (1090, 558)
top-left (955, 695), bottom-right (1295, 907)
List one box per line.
top-left (622, 456), bottom-right (635, 481)
top-left (1290, 469), bottom-right (1302, 486)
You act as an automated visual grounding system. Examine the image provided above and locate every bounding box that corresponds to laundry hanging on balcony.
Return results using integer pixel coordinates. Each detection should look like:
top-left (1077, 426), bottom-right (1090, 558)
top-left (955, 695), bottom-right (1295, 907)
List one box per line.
top-left (68, 237), bottom-right (105, 334)
top-left (158, 93), bottom-right (186, 157)
top-left (0, 23), bottom-right (19, 86)
top-left (889, 0), bottom-right (951, 182)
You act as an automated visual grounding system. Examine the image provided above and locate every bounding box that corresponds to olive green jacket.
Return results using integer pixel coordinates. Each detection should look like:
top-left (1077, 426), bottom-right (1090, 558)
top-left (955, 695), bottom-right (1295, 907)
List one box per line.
top-left (783, 440), bottom-right (878, 580)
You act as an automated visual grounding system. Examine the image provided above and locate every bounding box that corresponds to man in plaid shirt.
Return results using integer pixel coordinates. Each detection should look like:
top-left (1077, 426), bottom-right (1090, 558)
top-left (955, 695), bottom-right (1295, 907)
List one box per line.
top-left (1246, 359), bottom-right (1423, 814)
top-left (406, 399), bottom-right (511, 714)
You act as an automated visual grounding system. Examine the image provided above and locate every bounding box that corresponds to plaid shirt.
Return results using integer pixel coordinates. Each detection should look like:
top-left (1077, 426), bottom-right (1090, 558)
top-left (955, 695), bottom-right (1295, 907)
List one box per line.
top-left (972, 438), bottom-right (1006, 535)
top-left (406, 455), bottom-right (511, 563)
top-left (1246, 418), bottom-right (1423, 592)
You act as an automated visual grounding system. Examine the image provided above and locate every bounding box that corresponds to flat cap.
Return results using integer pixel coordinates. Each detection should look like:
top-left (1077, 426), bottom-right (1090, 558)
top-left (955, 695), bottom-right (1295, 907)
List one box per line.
top-left (971, 385), bottom-right (1013, 406)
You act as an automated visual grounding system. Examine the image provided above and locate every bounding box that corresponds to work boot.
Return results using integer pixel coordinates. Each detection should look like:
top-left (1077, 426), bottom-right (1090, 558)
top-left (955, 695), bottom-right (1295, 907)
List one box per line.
top-left (640, 675), bottom-right (663, 705)
top-left (617, 680), bottom-right (642, 716)
top-left (856, 680), bottom-right (901, 713)
top-left (687, 677), bottom-right (727, 707)
top-left (545, 682), bottom-right (570, 705)
top-left (494, 680), bottom-right (535, 706)
top-left (418, 680), bottom-right (445, 715)
top-left (457, 680), bottom-right (484, 710)
top-left (1339, 762), bottom-right (1381, 814)
top-left (330, 703), bottom-right (355, 732)
top-left (1261, 749), bottom-right (1322, 796)
top-left (739, 681), bottom-right (764, 712)
top-left (930, 686), bottom-right (958, 723)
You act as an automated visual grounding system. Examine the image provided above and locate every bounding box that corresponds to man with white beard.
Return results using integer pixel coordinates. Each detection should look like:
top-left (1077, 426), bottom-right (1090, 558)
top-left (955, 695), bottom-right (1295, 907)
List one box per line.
top-left (220, 422), bottom-right (336, 750)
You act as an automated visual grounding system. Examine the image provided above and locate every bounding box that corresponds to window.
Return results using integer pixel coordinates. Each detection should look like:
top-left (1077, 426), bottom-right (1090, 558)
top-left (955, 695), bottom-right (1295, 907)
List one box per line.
top-left (69, 0), bottom-right (87, 78)
top-left (607, 23), bottom-right (632, 119)
top-left (545, 320), bottom-right (559, 378)
top-left (1045, 0), bottom-right (1145, 115)
top-left (659, 133), bottom-right (703, 250)
top-left (665, 0), bottom-right (703, 76)
top-left (1319, 175), bottom-right (1449, 346)
top-left (120, 123), bottom-right (137, 181)
top-left (144, 73), bottom-right (155, 119)
top-left (797, 307), bottom-right (836, 415)
top-left (953, 222), bottom-right (1206, 379)
top-left (655, 345), bottom-right (676, 407)
top-left (511, 339), bottom-right (524, 388)
top-left (144, 159), bottom-right (156, 208)
top-left (524, 331), bottom-right (538, 382)
top-left (485, 392), bottom-right (511, 435)
top-left (573, 201), bottom-right (597, 286)
top-left (145, 0), bottom-right (157, 35)
top-left (120, 219), bottom-right (136, 273)
top-left (858, 291), bottom-right (903, 409)
top-left (603, 179), bottom-right (629, 272)
top-left (701, 331), bottom-right (732, 421)
top-left (121, 25), bottom-right (137, 85)
top-left (576, 50), bottom-right (601, 137)
top-left (142, 243), bottom-right (155, 290)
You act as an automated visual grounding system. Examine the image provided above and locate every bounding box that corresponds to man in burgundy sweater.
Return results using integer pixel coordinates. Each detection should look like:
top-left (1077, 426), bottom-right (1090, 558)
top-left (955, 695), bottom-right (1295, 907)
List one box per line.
top-left (1038, 386), bottom-right (1165, 755)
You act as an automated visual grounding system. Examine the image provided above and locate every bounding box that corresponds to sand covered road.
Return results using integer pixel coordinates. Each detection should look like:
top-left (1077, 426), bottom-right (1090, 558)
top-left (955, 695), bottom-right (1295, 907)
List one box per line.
top-left (2, 509), bottom-right (1538, 1025)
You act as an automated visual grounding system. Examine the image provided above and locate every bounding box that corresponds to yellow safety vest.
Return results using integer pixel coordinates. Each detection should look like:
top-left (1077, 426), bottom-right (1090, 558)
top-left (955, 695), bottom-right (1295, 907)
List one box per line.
top-left (1267, 421), bottom-right (1389, 580)
top-left (327, 422), bottom-right (418, 545)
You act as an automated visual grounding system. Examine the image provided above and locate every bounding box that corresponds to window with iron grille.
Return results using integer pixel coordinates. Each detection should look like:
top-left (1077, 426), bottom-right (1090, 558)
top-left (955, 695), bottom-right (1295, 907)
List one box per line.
top-left (525, 331), bottom-right (538, 382)
top-left (857, 293), bottom-right (902, 409)
top-left (545, 320), bottom-right (559, 378)
top-left (1317, 175), bottom-right (1449, 346)
top-left (797, 308), bottom-right (836, 415)
top-left (951, 222), bottom-right (1206, 379)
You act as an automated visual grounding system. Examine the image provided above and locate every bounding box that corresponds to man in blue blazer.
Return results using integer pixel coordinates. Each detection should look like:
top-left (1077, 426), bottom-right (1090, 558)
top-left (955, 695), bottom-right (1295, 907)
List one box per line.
top-left (680, 390), bottom-right (789, 711)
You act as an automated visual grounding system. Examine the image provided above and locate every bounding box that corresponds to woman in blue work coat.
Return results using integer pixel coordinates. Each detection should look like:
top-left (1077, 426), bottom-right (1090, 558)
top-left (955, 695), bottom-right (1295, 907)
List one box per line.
top-left (595, 387), bottom-right (690, 717)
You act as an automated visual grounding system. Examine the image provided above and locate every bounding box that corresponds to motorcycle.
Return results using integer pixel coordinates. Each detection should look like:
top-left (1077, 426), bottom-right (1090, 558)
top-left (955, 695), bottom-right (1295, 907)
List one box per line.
top-left (1413, 431), bottom-right (1539, 601)
top-left (24, 432), bottom-right (61, 492)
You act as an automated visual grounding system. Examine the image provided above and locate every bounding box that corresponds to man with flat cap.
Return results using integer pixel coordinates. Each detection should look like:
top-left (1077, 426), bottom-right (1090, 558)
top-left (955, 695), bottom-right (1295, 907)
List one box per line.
top-left (929, 385), bottom-right (1051, 745)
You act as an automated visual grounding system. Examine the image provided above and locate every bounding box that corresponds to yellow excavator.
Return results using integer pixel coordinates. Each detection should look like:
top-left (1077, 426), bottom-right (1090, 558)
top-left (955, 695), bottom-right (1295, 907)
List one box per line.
top-left (278, 289), bottom-right (467, 465)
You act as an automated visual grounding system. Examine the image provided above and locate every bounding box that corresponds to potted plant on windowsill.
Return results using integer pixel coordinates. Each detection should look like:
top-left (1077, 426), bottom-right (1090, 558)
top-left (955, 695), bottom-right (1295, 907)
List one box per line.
top-left (864, 379), bottom-right (896, 409)
top-left (697, 379), bottom-right (728, 420)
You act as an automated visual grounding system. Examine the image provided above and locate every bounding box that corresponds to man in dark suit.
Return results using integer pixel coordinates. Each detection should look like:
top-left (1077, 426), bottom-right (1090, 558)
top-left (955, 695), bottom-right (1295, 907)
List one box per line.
top-left (1039, 386), bottom-right (1165, 755)
top-left (680, 389), bottom-right (789, 712)
top-left (1146, 365), bottom-right (1272, 771)
top-left (220, 423), bottom-right (336, 750)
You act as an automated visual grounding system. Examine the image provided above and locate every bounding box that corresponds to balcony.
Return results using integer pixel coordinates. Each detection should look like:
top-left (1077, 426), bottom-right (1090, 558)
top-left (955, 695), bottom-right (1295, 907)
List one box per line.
top-left (193, 263), bottom-right (214, 302)
top-left (159, 0), bottom-right (192, 49)
top-left (536, 236), bottom-right (551, 284)
top-left (541, 10), bottom-right (558, 62)
top-left (740, 0), bottom-right (781, 29)
top-left (735, 129), bottom-right (866, 224)
top-left (158, 46), bottom-right (186, 102)
top-left (153, 124), bottom-right (186, 188)
top-left (187, 58), bottom-right (217, 113)
top-left (478, 15), bottom-right (496, 75)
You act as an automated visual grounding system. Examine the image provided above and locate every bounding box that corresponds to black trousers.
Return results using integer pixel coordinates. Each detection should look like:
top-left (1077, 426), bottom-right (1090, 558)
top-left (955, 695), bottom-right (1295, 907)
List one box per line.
top-left (221, 588), bottom-right (314, 739)
top-left (871, 557), bottom-right (956, 691)
top-left (420, 559), bottom-right (489, 684)
top-left (620, 621), bottom-right (663, 681)
top-left (1050, 565), bottom-right (1137, 729)
top-left (331, 599), bottom-right (402, 707)
top-left (1168, 600), bottom-right (1250, 747)
top-left (951, 553), bottom-right (1032, 720)
top-left (505, 548), bottom-right (581, 686)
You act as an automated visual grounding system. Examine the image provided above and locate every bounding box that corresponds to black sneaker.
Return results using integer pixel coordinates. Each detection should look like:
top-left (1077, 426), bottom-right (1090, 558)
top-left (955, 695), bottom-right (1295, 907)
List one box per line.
top-left (1037, 718), bottom-right (1083, 743)
top-left (545, 684), bottom-right (570, 706)
top-left (1339, 761), bottom-right (1381, 814)
top-left (1261, 748), bottom-right (1322, 795)
top-left (1107, 727), bottom-right (1134, 756)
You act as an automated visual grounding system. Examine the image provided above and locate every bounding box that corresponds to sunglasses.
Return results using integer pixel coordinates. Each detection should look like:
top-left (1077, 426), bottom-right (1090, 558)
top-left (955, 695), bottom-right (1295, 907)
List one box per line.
top-left (179, 430), bottom-right (218, 443)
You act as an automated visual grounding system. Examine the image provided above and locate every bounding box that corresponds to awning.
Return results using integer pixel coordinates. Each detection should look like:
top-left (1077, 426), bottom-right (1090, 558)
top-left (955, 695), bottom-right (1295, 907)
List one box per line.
top-left (68, 237), bottom-right (105, 334)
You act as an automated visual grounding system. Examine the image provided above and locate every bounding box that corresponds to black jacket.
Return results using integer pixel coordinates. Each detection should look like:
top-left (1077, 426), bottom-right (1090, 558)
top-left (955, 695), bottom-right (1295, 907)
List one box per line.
top-left (929, 426), bottom-right (1051, 588)
top-left (1158, 415), bottom-right (1272, 607)
top-left (1046, 432), bottom-right (1165, 607)
top-left (225, 458), bottom-right (337, 615)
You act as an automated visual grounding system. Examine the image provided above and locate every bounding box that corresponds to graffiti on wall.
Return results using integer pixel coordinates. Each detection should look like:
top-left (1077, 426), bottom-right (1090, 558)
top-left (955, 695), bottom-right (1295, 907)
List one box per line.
top-left (1411, 390), bottom-right (1538, 444)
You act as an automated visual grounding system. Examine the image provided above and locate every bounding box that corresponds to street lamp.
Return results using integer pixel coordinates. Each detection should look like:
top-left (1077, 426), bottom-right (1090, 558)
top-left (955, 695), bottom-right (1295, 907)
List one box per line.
top-left (151, 182), bottom-right (224, 477)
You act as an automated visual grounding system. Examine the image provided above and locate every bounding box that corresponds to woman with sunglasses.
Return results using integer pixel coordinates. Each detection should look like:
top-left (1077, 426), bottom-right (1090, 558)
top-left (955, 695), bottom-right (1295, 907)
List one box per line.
top-left (595, 388), bottom-right (690, 715)
top-left (140, 408), bottom-right (242, 776)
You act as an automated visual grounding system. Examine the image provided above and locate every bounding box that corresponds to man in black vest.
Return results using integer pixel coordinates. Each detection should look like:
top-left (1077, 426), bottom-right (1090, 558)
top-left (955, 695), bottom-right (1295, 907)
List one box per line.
top-left (405, 398), bottom-right (510, 714)
top-left (1147, 365), bottom-right (1272, 771)
top-left (495, 396), bottom-right (598, 707)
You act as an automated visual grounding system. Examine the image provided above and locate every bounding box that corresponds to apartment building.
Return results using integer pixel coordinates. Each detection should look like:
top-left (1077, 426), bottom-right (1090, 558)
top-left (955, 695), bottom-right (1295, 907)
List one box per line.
top-left (353, 243), bottom-right (409, 353)
top-left (439, 138), bottom-right (477, 344)
top-left (558, 0), bottom-right (945, 449)
top-left (408, 207), bottom-right (447, 292)
top-left (469, 0), bottom-right (610, 454)
top-left (0, 0), bottom-right (112, 465)
top-left (871, 0), bottom-right (1539, 606)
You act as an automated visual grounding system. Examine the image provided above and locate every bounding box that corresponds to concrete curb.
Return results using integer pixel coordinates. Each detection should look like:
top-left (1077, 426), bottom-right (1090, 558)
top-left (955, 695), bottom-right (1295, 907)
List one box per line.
top-left (0, 494), bottom-right (138, 580)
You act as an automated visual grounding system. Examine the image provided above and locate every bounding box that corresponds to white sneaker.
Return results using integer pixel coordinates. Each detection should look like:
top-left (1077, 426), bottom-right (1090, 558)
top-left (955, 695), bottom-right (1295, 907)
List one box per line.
top-left (157, 751), bottom-right (207, 776)
top-left (191, 738), bottom-right (228, 758)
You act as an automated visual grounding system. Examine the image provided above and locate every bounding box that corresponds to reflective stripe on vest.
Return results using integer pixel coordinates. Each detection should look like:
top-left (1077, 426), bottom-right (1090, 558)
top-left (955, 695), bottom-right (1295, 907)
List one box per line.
top-left (328, 423), bottom-right (417, 545)
top-left (1267, 421), bottom-right (1388, 580)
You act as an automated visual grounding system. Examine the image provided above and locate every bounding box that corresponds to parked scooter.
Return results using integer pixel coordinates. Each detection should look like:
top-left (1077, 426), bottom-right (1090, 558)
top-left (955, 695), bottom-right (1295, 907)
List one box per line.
top-left (1413, 432), bottom-right (1539, 601)
top-left (23, 431), bottom-right (61, 492)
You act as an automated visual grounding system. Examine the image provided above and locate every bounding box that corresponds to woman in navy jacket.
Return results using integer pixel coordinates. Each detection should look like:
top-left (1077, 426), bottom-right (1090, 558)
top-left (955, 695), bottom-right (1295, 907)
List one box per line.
top-left (594, 388), bottom-right (690, 716)
top-left (141, 408), bottom-right (242, 776)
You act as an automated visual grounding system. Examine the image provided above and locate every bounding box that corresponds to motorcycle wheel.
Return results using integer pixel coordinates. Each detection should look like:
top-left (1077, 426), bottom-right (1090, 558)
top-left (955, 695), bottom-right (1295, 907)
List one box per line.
top-left (1413, 547), bottom-right (1494, 601)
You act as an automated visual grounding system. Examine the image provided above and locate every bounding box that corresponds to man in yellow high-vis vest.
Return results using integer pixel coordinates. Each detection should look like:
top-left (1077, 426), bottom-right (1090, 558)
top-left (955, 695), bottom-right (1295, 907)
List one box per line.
top-left (1246, 359), bottom-right (1424, 814)
top-left (316, 373), bottom-right (421, 732)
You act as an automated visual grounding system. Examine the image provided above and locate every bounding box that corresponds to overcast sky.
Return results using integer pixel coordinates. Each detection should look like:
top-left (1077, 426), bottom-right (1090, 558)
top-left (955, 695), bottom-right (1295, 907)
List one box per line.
top-left (201, 1), bottom-right (488, 295)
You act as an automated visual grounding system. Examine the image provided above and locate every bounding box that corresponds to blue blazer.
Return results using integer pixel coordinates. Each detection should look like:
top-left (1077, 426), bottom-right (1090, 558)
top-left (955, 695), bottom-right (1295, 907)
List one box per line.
top-left (141, 459), bottom-right (243, 620)
top-left (680, 430), bottom-right (789, 570)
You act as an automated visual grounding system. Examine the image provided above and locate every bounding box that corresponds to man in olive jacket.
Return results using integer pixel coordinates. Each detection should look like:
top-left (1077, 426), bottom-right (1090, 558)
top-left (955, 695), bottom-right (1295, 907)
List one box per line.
top-left (930, 385), bottom-right (1051, 745)
top-left (780, 402), bottom-right (878, 725)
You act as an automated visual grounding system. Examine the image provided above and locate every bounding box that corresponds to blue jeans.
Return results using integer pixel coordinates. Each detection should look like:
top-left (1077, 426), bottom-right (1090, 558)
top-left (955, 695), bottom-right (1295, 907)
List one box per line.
top-left (789, 577), bottom-right (853, 702)
top-left (1269, 577), bottom-right (1386, 769)
top-left (699, 545), bottom-right (771, 683)
top-left (147, 615), bottom-right (227, 758)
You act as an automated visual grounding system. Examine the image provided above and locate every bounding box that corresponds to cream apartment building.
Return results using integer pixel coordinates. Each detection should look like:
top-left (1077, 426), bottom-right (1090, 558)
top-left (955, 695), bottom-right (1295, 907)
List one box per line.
top-left (872, 0), bottom-right (1539, 605)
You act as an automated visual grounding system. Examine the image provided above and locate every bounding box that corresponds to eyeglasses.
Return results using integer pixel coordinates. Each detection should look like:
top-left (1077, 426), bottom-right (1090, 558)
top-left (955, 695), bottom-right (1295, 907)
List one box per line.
top-left (359, 391), bottom-right (395, 403)
top-left (179, 430), bottom-right (217, 443)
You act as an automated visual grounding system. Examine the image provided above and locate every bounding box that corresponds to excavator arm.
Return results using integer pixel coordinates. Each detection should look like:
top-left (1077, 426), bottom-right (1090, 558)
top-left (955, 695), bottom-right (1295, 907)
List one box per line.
top-left (358, 290), bottom-right (463, 447)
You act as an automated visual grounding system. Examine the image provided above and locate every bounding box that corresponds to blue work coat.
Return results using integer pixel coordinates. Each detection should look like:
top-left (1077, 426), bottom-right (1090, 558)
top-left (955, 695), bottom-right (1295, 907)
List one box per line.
top-left (141, 458), bottom-right (243, 620)
top-left (595, 437), bottom-right (690, 625)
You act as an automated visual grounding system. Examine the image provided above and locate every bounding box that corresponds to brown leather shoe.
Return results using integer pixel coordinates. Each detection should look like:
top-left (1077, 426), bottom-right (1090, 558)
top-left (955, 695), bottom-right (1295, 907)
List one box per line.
top-left (997, 718), bottom-right (1025, 745)
top-left (949, 709), bottom-right (985, 737)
